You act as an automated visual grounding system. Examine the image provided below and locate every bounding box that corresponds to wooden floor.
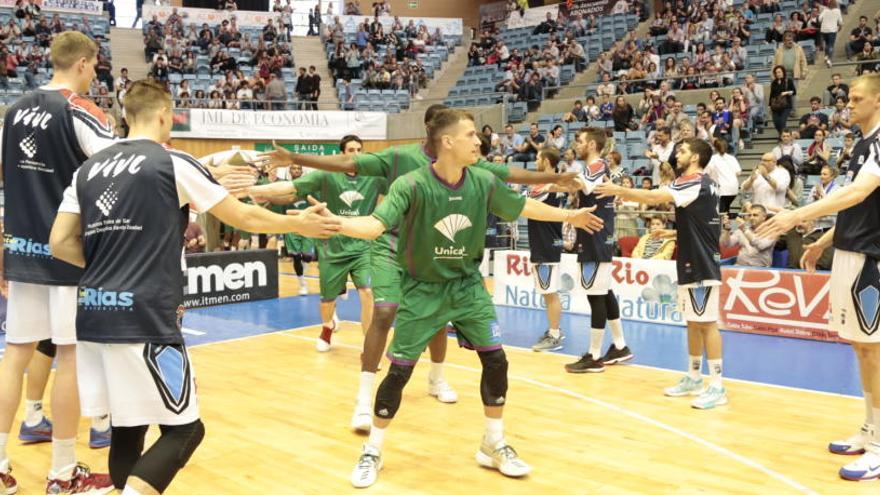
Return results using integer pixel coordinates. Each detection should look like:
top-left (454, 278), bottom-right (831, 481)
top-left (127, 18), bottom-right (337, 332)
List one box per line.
top-left (3, 268), bottom-right (872, 494)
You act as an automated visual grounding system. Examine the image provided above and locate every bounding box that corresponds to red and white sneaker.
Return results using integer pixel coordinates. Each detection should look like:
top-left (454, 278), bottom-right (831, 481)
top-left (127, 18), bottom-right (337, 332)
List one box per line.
top-left (0, 459), bottom-right (18, 494)
top-left (46, 463), bottom-right (113, 495)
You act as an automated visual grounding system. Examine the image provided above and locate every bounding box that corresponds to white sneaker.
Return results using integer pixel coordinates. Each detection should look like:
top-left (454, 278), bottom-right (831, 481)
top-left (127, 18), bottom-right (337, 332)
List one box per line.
top-left (351, 403), bottom-right (372, 432)
top-left (476, 437), bottom-right (531, 478)
top-left (840, 443), bottom-right (880, 481)
top-left (298, 284), bottom-right (309, 296)
top-left (830, 424), bottom-right (873, 455)
top-left (316, 337), bottom-right (331, 352)
top-left (351, 444), bottom-right (382, 488)
top-left (340, 291), bottom-right (349, 300)
top-left (428, 378), bottom-right (458, 403)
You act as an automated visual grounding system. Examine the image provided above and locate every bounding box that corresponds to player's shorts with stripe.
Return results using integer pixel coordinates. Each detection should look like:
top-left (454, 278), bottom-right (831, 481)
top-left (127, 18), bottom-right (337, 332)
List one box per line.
top-left (387, 273), bottom-right (502, 364)
top-left (676, 280), bottom-right (721, 323)
top-left (5, 281), bottom-right (77, 345)
top-left (579, 261), bottom-right (613, 295)
top-left (370, 245), bottom-right (403, 307)
top-left (284, 233), bottom-right (314, 255)
top-left (77, 341), bottom-right (200, 427)
top-left (318, 254), bottom-right (371, 301)
top-left (532, 263), bottom-right (561, 295)
top-left (829, 249), bottom-right (880, 343)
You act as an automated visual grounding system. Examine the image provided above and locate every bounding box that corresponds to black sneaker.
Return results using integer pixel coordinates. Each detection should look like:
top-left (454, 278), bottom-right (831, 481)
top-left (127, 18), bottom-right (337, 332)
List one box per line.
top-left (600, 345), bottom-right (634, 365)
top-left (564, 354), bottom-right (605, 373)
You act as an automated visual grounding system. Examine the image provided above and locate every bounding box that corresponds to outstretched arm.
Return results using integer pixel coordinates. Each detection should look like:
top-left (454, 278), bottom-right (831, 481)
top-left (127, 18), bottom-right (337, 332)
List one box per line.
top-left (337, 215), bottom-right (387, 240)
top-left (507, 167), bottom-right (581, 188)
top-left (594, 181), bottom-right (675, 205)
top-left (252, 141), bottom-right (357, 173)
top-left (521, 198), bottom-right (603, 232)
top-left (209, 195), bottom-right (341, 238)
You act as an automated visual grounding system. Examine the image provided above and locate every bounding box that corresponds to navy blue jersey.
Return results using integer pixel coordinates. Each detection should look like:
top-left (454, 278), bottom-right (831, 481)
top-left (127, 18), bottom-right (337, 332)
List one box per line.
top-left (575, 159), bottom-right (615, 263)
top-left (664, 173), bottom-right (721, 285)
top-left (2, 88), bottom-right (115, 285)
top-left (526, 182), bottom-right (563, 264)
top-left (834, 124), bottom-right (880, 258)
top-left (59, 139), bottom-right (228, 344)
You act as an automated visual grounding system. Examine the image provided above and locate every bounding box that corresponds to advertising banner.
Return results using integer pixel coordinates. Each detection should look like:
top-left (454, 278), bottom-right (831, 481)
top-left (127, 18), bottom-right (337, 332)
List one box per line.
top-left (505, 4), bottom-right (557, 29)
top-left (171, 109), bottom-right (388, 141)
top-left (142, 4), bottom-right (282, 28)
top-left (562, 0), bottom-right (630, 17)
top-left (479, 1), bottom-right (509, 28)
top-left (183, 249), bottom-right (278, 308)
top-left (492, 250), bottom-right (837, 342)
top-left (0, 0), bottom-right (102, 14)
top-left (340, 15), bottom-right (463, 36)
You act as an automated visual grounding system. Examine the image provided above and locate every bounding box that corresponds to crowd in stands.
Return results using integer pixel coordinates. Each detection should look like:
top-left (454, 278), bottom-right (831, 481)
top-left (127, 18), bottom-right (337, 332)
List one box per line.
top-left (326, 14), bottom-right (440, 97)
top-left (140, 8), bottom-right (294, 109)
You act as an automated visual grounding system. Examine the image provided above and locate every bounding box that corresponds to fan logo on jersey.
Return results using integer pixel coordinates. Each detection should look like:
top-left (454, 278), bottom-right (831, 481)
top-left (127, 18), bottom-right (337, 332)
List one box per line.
top-left (339, 190), bottom-right (364, 208)
top-left (688, 286), bottom-right (713, 317)
top-left (96, 183), bottom-right (120, 216)
top-left (144, 343), bottom-right (193, 414)
top-left (433, 214), bottom-right (472, 259)
top-left (851, 258), bottom-right (880, 335)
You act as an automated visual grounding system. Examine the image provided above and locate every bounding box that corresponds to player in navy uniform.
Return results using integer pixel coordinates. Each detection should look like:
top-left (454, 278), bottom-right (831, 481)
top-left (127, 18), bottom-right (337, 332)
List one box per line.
top-left (0, 31), bottom-right (116, 494)
top-left (48, 81), bottom-right (341, 495)
top-left (758, 73), bottom-right (880, 481)
top-left (527, 147), bottom-right (568, 352)
top-left (566, 128), bottom-right (632, 373)
top-left (595, 138), bottom-right (728, 409)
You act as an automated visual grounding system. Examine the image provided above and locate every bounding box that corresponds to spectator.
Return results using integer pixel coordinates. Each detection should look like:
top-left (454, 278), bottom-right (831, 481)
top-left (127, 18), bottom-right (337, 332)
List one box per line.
top-left (766, 14), bottom-right (786, 44)
top-left (856, 43), bottom-right (879, 75)
top-left (797, 97), bottom-right (829, 141)
top-left (741, 152), bottom-right (790, 210)
top-left (846, 16), bottom-right (874, 60)
top-left (809, 164), bottom-right (841, 230)
top-left (769, 65), bottom-right (796, 137)
top-left (500, 124), bottom-right (524, 159)
top-left (783, 218), bottom-right (833, 270)
top-left (705, 139), bottom-right (741, 213)
top-left (569, 100), bottom-right (588, 122)
top-left (825, 73), bottom-right (849, 104)
top-left (151, 58), bottom-right (169, 83)
top-left (773, 31), bottom-right (808, 85)
top-left (835, 131), bottom-right (856, 171)
top-left (803, 128), bottom-right (831, 175)
top-left (511, 122), bottom-right (544, 162)
top-left (772, 129), bottom-right (805, 169)
top-left (607, 150), bottom-right (624, 183)
top-left (547, 124), bottom-right (565, 149)
top-left (265, 73), bottom-right (286, 110)
top-left (611, 95), bottom-right (635, 132)
top-left (632, 216), bottom-right (676, 260)
top-left (818, 0), bottom-right (842, 68)
top-left (645, 126), bottom-right (674, 185)
top-left (721, 204), bottom-right (775, 267)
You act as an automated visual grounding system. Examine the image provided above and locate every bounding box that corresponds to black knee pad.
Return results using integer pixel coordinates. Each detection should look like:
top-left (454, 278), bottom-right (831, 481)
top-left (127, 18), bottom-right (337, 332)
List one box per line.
top-left (374, 363), bottom-right (413, 419)
top-left (36, 339), bottom-right (57, 358)
top-left (478, 349), bottom-right (508, 406)
top-left (109, 425), bottom-right (148, 489)
top-left (605, 291), bottom-right (620, 321)
top-left (132, 420), bottom-right (205, 493)
top-left (587, 295), bottom-right (608, 328)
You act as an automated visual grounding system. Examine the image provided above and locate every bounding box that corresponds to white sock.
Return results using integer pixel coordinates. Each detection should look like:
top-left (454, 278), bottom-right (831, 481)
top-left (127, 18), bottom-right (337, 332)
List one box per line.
top-left (367, 424), bottom-right (385, 451)
top-left (485, 417), bottom-right (504, 446)
top-left (322, 319), bottom-right (335, 330)
top-left (0, 433), bottom-right (8, 469)
top-left (548, 327), bottom-right (561, 339)
top-left (688, 355), bottom-right (702, 379)
top-left (91, 414), bottom-right (110, 432)
top-left (707, 359), bottom-right (723, 387)
top-left (51, 437), bottom-right (77, 479)
top-left (298, 275), bottom-right (305, 284)
top-left (122, 486), bottom-right (144, 495)
top-left (872, 408), bottom-right (880, 440)
top-left (428, 362), bottom-right (444, 383)
top-left (589, 327), bottom-right (604, 359)
top-left (608, 319), bottom-right (625, 349)
top-left (358, 372), bottom-right (376, 405)
top-left (24, 399), bottom-right (45, 427)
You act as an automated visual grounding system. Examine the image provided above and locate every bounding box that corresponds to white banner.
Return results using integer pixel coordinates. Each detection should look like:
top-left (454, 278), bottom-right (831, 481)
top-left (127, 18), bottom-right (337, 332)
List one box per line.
top-left (340, 15), bottom-right (463, 36)
top-left (142, 5), bottom-right (282, 28)
top-left (171, 109), bottom-right (388, 141)
top-left (505, 4), bottom-right (558, 29)
top-left (0, 0), bottom-right (102, 15)
top-left (492, 250), bottom-right (685, 326)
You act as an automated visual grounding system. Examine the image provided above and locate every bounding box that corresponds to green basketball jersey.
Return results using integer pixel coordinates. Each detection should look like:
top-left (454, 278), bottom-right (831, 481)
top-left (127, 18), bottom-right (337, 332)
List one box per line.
top-left (372, 165), bottom-right (525, 283)
top-left (293, 171), bottom-right (387, 261)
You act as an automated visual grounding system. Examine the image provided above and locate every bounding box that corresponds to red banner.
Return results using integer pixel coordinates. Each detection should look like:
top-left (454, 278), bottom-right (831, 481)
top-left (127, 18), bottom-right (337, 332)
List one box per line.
top-left (719, 267), bottom-right (838, 342)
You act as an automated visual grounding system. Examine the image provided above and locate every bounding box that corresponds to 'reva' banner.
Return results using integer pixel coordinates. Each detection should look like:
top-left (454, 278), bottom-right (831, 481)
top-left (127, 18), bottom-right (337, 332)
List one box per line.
top-left (492, 250), bottom-right (837, 342)
top-left (183, 249), bottom-right (278, 309)
top-left (171, 108), bottom-right (388, 141)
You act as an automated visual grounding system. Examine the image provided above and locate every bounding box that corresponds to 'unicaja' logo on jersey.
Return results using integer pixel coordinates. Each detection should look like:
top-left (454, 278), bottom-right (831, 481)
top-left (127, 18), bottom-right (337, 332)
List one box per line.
top-left (434, 214), bottom-right (472, 242)
top-left (339, 190), bottom-right (364, 208)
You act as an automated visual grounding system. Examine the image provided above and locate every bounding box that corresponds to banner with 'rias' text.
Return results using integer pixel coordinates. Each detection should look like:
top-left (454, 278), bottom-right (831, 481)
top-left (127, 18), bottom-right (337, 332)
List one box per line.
top-left (172, 109), bottom-right (387, 141)
top-left (492, 250), bottom-right (837, 342)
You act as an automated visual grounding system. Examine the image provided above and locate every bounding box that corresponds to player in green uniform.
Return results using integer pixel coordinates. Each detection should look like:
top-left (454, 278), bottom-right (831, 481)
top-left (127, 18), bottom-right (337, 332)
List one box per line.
top-left (315, 109), bottom-right (603, 488)
top-left (283, 165), bottom-right (316, 296)
top-left (250, 105), bottom-right (583, 432)
top-left (255, 136), bottom-right (384, 351)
